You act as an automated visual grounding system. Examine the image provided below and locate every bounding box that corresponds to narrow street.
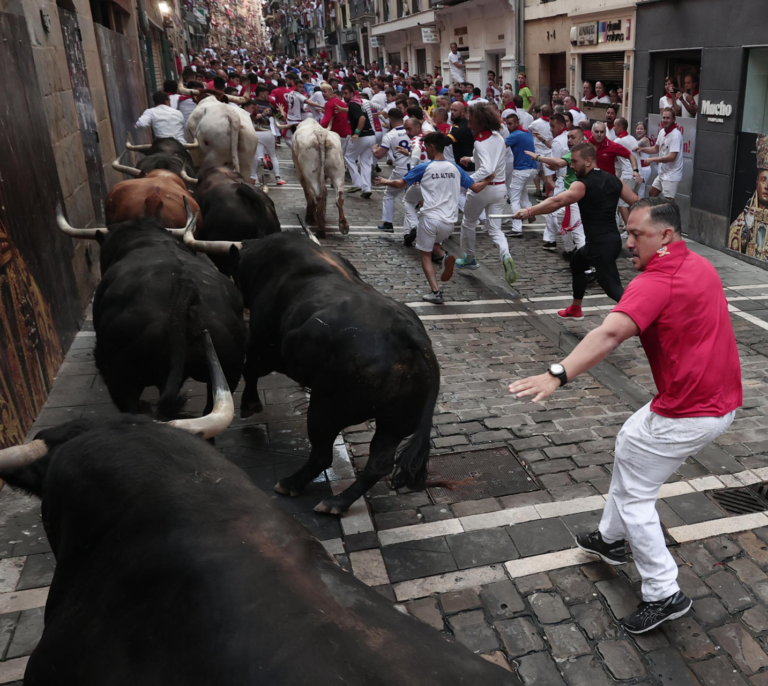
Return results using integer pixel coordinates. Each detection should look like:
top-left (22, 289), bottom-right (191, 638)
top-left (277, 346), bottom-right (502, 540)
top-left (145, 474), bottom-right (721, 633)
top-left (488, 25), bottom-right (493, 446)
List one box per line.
top-left (2, 146), bottom-right (768, 686)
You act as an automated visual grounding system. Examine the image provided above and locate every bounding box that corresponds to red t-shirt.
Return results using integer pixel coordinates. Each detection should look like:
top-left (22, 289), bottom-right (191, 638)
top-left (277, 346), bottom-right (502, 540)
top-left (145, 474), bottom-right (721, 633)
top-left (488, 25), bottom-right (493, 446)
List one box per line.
top-left (320, 97), bottom-right (352, 137)
top-left (612, 241), bottom-right (742, 418)
top-left (592, 137), bottom-right (631, 175)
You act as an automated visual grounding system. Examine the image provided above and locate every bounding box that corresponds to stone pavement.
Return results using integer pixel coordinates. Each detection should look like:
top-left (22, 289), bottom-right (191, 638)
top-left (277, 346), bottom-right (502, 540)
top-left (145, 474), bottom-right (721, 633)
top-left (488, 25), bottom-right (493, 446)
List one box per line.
top-left (3, 148), bottom-right (768, 684)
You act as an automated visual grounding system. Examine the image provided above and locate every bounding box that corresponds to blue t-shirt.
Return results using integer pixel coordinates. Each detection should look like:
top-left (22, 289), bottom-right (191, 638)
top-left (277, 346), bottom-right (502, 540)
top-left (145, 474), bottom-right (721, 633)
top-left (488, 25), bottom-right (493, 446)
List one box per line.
top-left (403, 160), bottom-right (474, 224)
top-left (505, 129), bottom-right (537, 171)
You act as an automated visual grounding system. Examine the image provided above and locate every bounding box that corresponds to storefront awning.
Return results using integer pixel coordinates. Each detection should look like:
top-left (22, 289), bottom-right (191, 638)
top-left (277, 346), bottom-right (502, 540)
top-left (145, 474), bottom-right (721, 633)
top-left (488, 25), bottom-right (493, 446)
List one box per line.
top-left (371, 9), bottom-right (435, 36)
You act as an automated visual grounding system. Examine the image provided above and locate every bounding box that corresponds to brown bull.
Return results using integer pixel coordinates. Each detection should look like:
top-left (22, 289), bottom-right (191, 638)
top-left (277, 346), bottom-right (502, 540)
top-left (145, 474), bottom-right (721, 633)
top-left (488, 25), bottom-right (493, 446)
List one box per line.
top-left (105, 170), bottom-right (201, 228)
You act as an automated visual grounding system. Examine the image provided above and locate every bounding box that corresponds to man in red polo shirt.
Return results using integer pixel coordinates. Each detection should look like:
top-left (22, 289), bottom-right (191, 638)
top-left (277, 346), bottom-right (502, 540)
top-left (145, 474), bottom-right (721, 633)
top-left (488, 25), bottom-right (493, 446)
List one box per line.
top-left (509, 198), bottom-right (742, 634)
top-left (590, 121), bottom-right (636, 175)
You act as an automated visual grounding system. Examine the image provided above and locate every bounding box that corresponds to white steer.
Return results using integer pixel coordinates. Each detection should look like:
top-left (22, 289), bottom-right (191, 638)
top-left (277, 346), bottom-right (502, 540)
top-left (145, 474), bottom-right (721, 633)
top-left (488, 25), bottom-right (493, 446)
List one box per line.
top-left (291, 118), bottom-right (349, 238)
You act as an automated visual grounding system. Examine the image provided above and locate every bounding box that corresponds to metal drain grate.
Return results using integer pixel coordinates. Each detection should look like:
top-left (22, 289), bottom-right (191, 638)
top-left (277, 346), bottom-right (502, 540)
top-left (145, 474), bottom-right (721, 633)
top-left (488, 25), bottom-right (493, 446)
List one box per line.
top-left (426, 446), bottom-right (537, 505)
top-left (710, 487), bottom-right (768, 515)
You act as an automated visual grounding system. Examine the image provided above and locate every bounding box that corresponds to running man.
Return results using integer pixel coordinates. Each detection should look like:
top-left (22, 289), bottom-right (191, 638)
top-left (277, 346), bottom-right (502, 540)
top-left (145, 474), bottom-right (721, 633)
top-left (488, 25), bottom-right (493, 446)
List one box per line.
top-left (374, 108), bottom-right (412, 234)
top-left (456, 103), bottom-right (518, 285)
top-left (509, 199), bottom-right (741, 634)
top-left (375, 132), bottom-right (496, 304)
top-left (514, 142), bottom-right (639, 319)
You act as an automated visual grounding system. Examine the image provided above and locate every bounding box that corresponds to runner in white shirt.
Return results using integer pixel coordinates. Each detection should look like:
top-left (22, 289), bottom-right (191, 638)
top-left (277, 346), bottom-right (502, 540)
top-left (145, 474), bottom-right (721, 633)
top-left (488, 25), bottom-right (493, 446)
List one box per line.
top-left (541, 113), bottom-right (569, 250)
top-left (564, 96), bottom-right (587, 126)
top-left (528, 107), bottom-right (553, 198)
top-left (455, 103), bottom-right (518, 285)
top-left (373, 110), bottom-right (412, 234)
top-left (135, 92), bottom-right (186, 143)
top-left (401, 119), bottom-right (427, 243)
top-left (635, 108), bottom-right (684, 200)
top-left (447, 43), bottom-right (465, 84)
top-left (612, 117), bottom-right (643, 225)
top-left (376, 131), bottom-right (495, 303)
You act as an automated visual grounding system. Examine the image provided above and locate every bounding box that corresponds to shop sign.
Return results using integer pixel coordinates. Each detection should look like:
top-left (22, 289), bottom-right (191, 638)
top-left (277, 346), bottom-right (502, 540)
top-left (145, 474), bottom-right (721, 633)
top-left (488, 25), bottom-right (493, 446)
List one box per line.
top-left (575, 22), bottom-right (597, 46)
top-left (342, 29), bottom-right (357, 44)
top-left (701, 99), bottom-right (733, 123)
top-left (597, 18), bottom-right (630, 43)
top-left (421, 26), bottom-right (439, 43)
top-left (370, 35), bottom-right (382, 47)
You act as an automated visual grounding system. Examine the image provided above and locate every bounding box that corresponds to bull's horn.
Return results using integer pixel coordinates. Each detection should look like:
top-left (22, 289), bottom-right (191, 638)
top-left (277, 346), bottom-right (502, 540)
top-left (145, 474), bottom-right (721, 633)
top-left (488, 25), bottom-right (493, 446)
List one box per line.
top-left (167, 331), bottom-right (234, 439)
top-left (225, 94), bottom-right (248, 104)
top-left (182, 138), bottom-right (199, 149)
top-left (0, 439), bottom-right (48, 470)
top-left (182, 198), bottom-right (241, 254)
top-left (124, 135), bottom-right (153, 152)
top-left (178, 80), bottom-right (199, 96)
top-left (180, 165), bottom-right (198, 185)
top-left (111, 150), bottom-right (142, 177)
top-left (56, 199), bottom-right (108, 238)
top-left (164, 197), bottom-right (196, 237)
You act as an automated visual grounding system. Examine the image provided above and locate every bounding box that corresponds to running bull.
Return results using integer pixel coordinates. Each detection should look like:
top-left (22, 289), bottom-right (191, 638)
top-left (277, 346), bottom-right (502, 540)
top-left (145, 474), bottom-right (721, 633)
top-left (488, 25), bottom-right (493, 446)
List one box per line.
top-left (181, 167), bottom-right (280, 275)
top-left (184, 229), bottom-right (440, 514)
top-left (56, 203), bottom-right (245, 417)
top-left (111, 135), bottom-right (199, 179)
top-left (0, 360), bottom-right (519, 686)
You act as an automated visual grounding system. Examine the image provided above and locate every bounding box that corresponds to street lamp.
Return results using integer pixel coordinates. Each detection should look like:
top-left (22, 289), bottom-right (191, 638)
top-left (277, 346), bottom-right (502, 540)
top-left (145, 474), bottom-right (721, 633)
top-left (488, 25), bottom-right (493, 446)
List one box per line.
top-left (158, 1), bottom-right (171, 13)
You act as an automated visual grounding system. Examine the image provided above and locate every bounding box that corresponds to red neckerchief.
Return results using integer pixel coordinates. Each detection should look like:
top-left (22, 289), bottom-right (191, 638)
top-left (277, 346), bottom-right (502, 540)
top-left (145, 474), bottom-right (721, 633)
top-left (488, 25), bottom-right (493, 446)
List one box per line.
top-left (437, 123), bottom-right (451, 134)
top-left (178, 95), bottom-right (193, 102)
top-left (606, 122), bottom-right (614, 130)
top-left (663, 123), bottom-right (678, 135)
top-left (474, 130), bottom-right (492, 142)
top-left (541, 116), bottom-right (550, 122)
top-left (583, 93), bottom-right (595, 102)
top-left (616, 131), bottom-right (629, 139)
top-left (515, 125), bottom-right (528, 132)
top-left (571, 106), bottom-right (581, 113)
top-left (691, 89), bottom-right (699, 97)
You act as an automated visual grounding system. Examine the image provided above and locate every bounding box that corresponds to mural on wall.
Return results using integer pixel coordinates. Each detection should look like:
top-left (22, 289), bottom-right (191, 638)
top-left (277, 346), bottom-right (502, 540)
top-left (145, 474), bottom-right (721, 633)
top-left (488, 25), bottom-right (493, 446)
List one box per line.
top-left (0, 217), bottom-right (64, 448)
top-left (729, 134), bottom-right (768, 259)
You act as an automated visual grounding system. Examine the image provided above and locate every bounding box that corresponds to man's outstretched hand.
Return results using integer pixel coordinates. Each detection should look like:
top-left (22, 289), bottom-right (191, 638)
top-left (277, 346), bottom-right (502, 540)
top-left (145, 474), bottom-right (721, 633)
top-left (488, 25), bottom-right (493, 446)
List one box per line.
top-left (508, 373), bottom-right (560, 403)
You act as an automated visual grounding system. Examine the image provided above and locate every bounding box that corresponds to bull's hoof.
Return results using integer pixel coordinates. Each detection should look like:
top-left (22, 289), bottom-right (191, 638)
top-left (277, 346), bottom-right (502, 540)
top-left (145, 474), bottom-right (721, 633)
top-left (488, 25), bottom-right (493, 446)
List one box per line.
top-left (314, 498), bottom-right (348, 516)
top-left (315, 229), bottom-right (326, 239)
top-left (339, 222), bottom-right (350, 236)
top-left (240, 398), bottom-right (263, 418)
top-left (274, 480), bottom-right (302, 497)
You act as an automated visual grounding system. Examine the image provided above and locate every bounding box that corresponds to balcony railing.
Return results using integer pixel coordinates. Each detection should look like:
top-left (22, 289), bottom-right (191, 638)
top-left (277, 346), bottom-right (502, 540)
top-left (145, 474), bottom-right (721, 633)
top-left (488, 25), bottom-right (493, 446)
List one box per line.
top-left (350, 0), bottom-right (374, 19)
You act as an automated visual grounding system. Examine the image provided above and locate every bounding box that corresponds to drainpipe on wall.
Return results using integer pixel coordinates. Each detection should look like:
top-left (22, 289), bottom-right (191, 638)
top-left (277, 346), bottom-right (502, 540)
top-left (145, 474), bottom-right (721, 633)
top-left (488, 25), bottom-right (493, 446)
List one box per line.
top-left (136, 0), bottom-right (156, 104)
top-left (516, 0), bottom-right (524, 76)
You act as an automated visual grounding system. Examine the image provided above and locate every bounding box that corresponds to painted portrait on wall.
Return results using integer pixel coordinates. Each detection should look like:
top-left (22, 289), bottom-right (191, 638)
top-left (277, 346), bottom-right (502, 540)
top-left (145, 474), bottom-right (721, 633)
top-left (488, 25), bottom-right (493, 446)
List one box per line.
top-left (729, 134), bottom-right (768, 259)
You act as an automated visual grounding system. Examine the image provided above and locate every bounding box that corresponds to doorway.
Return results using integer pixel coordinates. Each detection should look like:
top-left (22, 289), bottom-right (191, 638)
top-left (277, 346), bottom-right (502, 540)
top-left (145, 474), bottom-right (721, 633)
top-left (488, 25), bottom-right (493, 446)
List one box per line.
top-left (416, 48), bottom-right (426, 76)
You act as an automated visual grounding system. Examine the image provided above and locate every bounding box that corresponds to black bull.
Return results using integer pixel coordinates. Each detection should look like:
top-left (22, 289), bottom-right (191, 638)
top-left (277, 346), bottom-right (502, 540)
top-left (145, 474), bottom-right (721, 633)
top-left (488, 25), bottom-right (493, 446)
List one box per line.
top-left (193, 167), bottom-right (281, 275)
top-left (232, 233), bottom-right (440, 515)
top-left (0, 419), bottom-right (520, 685)
top-left (93, 219), bottom-right (246, 417)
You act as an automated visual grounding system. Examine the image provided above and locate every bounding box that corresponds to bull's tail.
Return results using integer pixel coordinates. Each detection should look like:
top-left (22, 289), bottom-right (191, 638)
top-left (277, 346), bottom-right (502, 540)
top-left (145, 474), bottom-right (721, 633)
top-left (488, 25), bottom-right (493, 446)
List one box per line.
top-left (390, 376), bottom-right (440, 491)
top-left (227, 106), bottom-right (241, 174)
top-left (158, 276), bottom-right (199, 419)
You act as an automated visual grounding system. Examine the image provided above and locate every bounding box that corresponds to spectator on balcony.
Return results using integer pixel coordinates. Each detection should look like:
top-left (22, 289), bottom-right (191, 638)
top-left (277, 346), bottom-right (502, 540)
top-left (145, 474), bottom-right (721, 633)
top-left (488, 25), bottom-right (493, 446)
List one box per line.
top-left (447, 43), bottom-right (465, 84)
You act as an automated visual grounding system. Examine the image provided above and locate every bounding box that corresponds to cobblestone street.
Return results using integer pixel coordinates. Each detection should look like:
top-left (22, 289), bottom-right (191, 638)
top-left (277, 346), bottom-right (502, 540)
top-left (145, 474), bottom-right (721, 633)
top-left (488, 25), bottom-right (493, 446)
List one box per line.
top-left (3, 149), bottom-right (768, 685)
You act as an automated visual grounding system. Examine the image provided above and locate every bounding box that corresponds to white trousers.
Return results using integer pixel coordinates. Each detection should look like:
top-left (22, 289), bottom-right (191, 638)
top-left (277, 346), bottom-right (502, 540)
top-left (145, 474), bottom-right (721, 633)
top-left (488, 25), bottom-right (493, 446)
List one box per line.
top-left (544, 178), bottom-right (565, 243)
top-left (561, 203), bottom-right (586, 252)
top-left (252, 130), bottom-right (280, 180)
top-left (600, 402), bottom-right (735, 602)
top-left (382, 171), bottom-right (406, 223)
top-left (508, 168), bottom-right (537, 233)
top-left (460, 184), bottom-right (510, 261)
top-left (344, 135), bottom-right (376, 192)
top-left (403, 185), bottom-right (423, 235)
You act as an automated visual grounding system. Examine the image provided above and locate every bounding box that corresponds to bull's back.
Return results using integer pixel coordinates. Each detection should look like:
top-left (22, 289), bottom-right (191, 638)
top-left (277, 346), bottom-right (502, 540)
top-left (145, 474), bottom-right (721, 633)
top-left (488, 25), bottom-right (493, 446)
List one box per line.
top-left (31, 422), bottom-right (517, 686)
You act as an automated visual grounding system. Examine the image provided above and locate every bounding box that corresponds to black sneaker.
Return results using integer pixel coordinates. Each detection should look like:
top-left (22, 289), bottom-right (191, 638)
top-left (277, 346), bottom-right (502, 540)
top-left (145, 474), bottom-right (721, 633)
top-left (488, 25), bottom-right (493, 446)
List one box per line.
top-left (506, 231), bottom-right (523, 238)
top-left (576, 531), bottom-right (627, 566)
top-left (562, 250), bottom-right (574, 261)
top-left (403, 228), bottom-right (417, 247)
top-left (360, 191), bottom-right (372, 200)
top-left (378, 222), bottom-right (394, 233)
top-left (542, 241), bottom-right (557, 252)
top-left (623, 591), bottom-right (692, 634)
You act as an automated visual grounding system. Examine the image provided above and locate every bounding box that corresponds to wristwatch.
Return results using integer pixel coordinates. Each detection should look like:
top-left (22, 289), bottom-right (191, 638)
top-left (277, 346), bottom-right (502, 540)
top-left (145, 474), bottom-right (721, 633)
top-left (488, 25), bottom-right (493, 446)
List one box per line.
top-left (548, 363), bottom-right (568, 387)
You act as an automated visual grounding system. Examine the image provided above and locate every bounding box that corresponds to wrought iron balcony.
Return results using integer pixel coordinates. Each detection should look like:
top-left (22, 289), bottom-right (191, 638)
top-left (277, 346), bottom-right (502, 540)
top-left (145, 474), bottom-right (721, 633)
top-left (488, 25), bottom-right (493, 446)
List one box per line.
top-left (350, 0), bottom-right (375, 19)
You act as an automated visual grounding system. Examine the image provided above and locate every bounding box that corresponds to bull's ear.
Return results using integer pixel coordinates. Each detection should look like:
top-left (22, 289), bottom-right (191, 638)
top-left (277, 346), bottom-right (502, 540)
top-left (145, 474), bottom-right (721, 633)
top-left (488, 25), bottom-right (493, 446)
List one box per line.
top-left (229, 244), bottom-right (241, 273)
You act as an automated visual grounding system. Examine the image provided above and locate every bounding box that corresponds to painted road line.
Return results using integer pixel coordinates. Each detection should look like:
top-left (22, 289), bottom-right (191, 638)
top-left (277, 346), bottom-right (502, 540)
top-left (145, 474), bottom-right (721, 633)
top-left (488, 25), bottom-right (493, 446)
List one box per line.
top-left (668, 512), bottom-right (768, 544)
top-left (0, 587), bottom-right (49, 614)
top-left (729, 304), bottom-right (768, 333)
top-left (374, 469), bottom-right (765, 549)
top-left (392, 564), bottom-right (507, 602)
top-left (505, 548), bottom-right (596, 579)
top-left (331, 435), bottom-right (375, 536)
top-left (407, 299), bottom-right (513, 309)
top-left (420, 311), bottom-right (528, 322)
top-left (0, 657), bottom-right (29, 685)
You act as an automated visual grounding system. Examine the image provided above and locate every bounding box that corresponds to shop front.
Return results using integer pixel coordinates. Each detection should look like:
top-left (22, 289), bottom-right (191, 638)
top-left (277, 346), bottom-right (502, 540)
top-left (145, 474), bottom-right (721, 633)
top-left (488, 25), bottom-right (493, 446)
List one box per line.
top-left (569, 8), bottom-right (635, 119)
top-left (633, 0), bottom-right (768, 264)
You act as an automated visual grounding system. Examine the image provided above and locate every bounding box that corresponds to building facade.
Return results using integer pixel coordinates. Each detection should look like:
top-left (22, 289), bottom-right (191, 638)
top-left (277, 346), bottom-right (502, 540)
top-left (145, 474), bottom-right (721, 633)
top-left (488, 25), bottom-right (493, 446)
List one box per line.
top-left (632, 0), bottom-right (768, 264)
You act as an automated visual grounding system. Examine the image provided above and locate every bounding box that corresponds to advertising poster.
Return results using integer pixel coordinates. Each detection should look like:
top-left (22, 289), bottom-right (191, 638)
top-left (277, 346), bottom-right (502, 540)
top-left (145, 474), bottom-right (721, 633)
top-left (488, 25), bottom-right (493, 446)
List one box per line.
top-left (728, 133), bottom-right (768, 259)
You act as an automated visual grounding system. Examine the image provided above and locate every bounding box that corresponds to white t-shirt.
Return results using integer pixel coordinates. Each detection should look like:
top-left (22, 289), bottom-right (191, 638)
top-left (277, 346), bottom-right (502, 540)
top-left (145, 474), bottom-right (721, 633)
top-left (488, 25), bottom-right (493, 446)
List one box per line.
top-left (371, 91), bottom-right (388, 111)
top-left (569, 108), bottom-right (587, 126)
top-left (135, 104), bottom-right (186, 143)
top-left (309, 91), bottom-right (325, 122)
top-left (448, 51), bottom-right (465, 83)
top-left (380, 125), bottom-right (412, 176)
top-left (680, 93), bottom-right (699, 118)
top-left (285, 90), bottom-right (307, 123)
top-left (656, 127), bottom-right (684, 182)
top-left (516, 108), bottom-right (534, 129)
top-left (606, 125), bottom-right (617, 142)
top-left (614, 133), bottom-right (639, 179)
top-left (470, 130), bottom-right (507, 184)
top-left (659, 95), bottom-right (676, 112)
top-left (403, 160), bottom-right (475, 224)
top-left (528, 117), bottom-right (552, 155)
top-left (545, 131), bottom-right (568, 181)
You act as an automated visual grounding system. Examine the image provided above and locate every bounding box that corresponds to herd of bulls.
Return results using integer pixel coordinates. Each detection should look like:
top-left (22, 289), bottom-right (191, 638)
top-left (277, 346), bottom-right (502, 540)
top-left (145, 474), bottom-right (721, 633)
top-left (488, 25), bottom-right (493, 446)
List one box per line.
top-left (0, 111), bottom-right (522, 683)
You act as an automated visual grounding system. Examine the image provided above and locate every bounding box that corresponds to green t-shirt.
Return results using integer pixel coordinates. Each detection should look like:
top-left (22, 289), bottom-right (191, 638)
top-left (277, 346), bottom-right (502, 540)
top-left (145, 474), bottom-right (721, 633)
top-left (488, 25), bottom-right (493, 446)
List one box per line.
top-left (519, 86), bottom-right (533, 110)
top-left (562, 151), bottom-right (576, 190)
